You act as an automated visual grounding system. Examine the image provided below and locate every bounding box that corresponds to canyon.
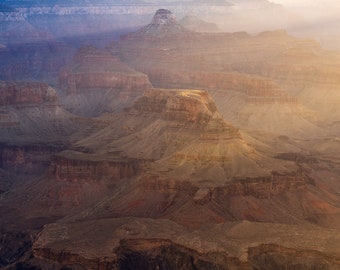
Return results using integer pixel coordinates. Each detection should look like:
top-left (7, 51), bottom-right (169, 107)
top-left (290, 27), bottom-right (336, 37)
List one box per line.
top-left (0, 5), bottom-right (340, 270)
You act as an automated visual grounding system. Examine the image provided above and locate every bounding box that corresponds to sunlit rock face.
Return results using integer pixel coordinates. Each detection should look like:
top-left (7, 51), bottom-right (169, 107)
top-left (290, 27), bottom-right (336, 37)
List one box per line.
top-left (119, 15), bottom-right (332, 137)
top-left (49, 88), bottom-right (332, 229)
top-left (132, 88), bottom-right (221, 126)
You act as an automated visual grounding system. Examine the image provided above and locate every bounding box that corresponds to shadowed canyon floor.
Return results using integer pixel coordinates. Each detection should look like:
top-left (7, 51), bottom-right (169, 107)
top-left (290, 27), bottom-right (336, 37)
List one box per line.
top-left (0, 7), bottom-right (340, 270)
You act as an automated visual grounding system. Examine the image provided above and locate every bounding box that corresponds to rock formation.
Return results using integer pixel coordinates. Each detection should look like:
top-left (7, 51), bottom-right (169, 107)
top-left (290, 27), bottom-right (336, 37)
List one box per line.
top-left (39, 88), bottom-right (338, 230)
top-left (133, 9), bottom-right (189, 37)
top-left (30, 218), bottom-right (340, 270)
top-left (1, 7), bottom-right (340, 270)
top-left (118, 17), bottom-right (330, 137)
top-left (59, 46), bottom-right (152, 116)
top-left (0, 81), bottom-right (57, 106)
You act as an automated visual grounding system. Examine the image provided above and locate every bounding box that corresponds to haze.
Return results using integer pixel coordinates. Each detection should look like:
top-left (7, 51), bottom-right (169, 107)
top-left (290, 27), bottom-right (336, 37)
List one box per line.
top-left (0, 1), bottom-right (340, 269)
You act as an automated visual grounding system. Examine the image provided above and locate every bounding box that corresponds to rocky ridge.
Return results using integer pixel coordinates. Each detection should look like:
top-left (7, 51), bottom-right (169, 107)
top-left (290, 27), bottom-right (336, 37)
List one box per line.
top-left (118, 16), bottom-right (328, 137)
top-left (42, 88), bottom-right (336, 230)
top-left (30, 218), bottom-right (340, 270)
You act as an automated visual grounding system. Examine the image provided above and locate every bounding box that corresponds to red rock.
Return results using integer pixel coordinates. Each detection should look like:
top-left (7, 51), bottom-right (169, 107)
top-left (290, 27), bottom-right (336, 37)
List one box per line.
top-left (0, 82), bottom-right (57, 106)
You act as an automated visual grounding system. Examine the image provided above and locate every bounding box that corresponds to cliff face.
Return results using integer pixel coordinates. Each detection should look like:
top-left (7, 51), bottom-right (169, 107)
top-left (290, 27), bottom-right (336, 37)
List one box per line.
top-left (59, 46), bottom-right (152, 116)
top-left (51, 155), bottom-right (140, 181)
top-left (0, 81), bottom-right (57, 106)
top-left (107, 170), bottom-right (319, 227)
top-left (146, 70), bottom-right (296, 104)
top-left (132, 88), bottom-right (221, 126)
top-left (31, 218), bottom-right (340, 270)
top-left (59, 46), bottom-right (151, 94)
top-left (0, 81), bottom-right (90, 144)
top-left (118, 22), bottom-right (327, 136)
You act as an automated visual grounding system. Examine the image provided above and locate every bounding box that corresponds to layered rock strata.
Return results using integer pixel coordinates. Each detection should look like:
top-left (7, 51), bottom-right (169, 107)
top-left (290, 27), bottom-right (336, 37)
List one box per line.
top-left (0, 81), bottom-right (57, 106)
top-left (31, 218), bottom-right (340, 270)
top-left (59, 46), bottom-right (152, 116)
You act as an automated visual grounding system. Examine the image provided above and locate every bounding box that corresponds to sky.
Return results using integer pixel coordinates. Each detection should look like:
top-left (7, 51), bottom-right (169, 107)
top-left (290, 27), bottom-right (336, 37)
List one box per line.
top-left (272, 0), bottom-right (340, 22)
top-left (272, 0), bottom-right (340, 10)
top-left (272, 0), bottom-right (339, 6)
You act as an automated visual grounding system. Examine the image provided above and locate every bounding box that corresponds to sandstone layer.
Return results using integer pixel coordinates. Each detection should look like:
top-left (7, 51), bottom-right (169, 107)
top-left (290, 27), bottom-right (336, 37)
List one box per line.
top-left (30, 218), bottom-right (340, 270)
top-left (41, 88), bottom-right (339, 230)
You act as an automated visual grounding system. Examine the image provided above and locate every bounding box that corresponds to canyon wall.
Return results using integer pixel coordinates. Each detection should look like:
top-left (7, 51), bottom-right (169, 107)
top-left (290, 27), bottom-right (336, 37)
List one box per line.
top-left (146, 70), bottom-right (297, 104)
top-left (0, 82), bottom-right (57, 106)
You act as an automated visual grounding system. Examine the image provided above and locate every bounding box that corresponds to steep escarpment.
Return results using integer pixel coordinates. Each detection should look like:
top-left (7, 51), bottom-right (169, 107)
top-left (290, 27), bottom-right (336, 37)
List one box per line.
top-left (132, 88), bottom-right (221, 126)
top-left (75, 88), bottom-right (240, 162)
top-left (0, 81), bottom-right (92, 144)
top-left (30, 218), bottom-right (340, 270)
top-left (146, 70), bottom-right (295, 103)
top-left (0, 81), bottom-right (109, 204)
top-left (51, 154), bottom-right (142, 182)
top-left (143, 70), bottom-right (318, 136)
top-left (0, 81), bottom-right (57, 106)
top-left (59, 46), bottom-right (152, 117)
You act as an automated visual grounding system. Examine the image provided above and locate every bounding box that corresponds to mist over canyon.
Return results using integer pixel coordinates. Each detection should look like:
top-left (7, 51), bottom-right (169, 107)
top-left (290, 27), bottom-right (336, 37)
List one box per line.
top-left (0, 1), bottom-right (340, 270)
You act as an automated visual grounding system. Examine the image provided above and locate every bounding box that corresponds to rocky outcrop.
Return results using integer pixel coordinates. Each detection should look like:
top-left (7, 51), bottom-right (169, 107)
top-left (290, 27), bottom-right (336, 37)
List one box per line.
top-left (117, 238), bottom-right (248, 270)
top-left (132, 88), bottom-right (223, 126)
top-left (31, 218), bottom-right (340, 270)
top-left (91, 88), bottom-right (241, 162)
top-left (0, 82), bottom-right (57, 106)
top-left (133, 9), bottom-right (189, 37)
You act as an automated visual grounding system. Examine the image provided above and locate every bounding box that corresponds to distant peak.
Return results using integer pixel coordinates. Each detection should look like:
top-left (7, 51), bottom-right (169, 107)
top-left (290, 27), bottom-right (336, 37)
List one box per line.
top-left (152, 9), bottom-right (176, 25)
top-left (130, 9), bottom-right (189, 37)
